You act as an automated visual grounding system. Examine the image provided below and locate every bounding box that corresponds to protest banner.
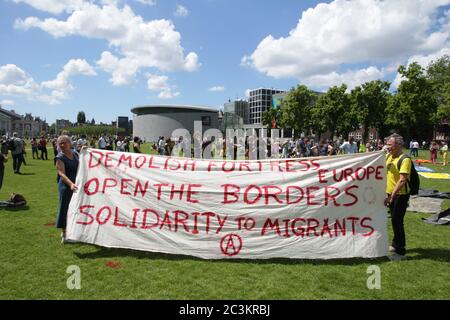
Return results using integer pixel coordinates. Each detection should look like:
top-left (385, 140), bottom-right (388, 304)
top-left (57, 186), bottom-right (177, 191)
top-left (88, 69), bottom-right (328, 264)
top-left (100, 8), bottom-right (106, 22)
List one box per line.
top-left (66, 149), bottom-right (388, 259)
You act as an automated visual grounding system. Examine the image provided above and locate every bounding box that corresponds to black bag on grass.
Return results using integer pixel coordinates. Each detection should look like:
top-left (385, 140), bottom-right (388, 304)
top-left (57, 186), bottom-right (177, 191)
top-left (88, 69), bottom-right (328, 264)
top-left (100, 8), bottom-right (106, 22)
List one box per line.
top-left (0, 193), bottom-right (27, 208)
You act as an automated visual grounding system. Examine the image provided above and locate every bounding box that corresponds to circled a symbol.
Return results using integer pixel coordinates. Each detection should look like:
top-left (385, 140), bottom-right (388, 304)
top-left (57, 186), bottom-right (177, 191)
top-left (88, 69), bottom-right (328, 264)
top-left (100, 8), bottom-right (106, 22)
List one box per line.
top-left (220, 234), bottom-right (243, 257)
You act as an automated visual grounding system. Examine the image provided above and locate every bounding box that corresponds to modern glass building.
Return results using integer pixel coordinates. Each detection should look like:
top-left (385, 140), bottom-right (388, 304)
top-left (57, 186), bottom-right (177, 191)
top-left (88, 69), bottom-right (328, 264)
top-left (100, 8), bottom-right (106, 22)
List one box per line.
top-left (248, 88), bottom-right (286, 125)
top-left (222, 99), bottom-right (249, 130)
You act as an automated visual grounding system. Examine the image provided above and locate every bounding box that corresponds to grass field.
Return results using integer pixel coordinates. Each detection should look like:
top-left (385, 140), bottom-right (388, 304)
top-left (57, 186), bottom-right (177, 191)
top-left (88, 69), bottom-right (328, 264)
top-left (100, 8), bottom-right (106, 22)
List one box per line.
top-left (0, 147), bottom-right (449, 299)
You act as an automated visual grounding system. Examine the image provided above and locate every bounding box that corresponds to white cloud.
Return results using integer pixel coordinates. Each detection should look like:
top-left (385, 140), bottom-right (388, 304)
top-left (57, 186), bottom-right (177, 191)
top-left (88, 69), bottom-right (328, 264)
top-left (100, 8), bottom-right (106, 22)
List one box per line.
top-left (15, 2), bottom-right (200, 86)
top-left (209, 86), bottom-right (225, 92)
top-left (0, 99), bottom-right (15, 107)
top-left (174, 4), bottom-right (189, 17)
top-left (243, 0), bottom-right (450, 89)
top-left (0, 60), bottom-right (96, 105)
top-left (136, 0), bottom-right (156, 5)
top-left (392, 47), bottom-right (450, 88)
top-left (41, 59), bottom-right (97, 104)
top-left (303, 66), bottom-right (385, 91)
top-left (0, 64), bottom-right (39, 96)
top-left (12, 0), bottom-right (87, 15)
top-left (147, 74), bottom-right (180, 99)
top-left (245, 89), bottom-right (251, 98)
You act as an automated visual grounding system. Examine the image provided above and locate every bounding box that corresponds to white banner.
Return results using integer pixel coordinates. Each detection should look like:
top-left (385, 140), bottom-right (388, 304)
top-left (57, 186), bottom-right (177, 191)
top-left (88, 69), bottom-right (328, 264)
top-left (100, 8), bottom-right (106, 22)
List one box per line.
top-left (66, 149), bottom-right (388, 259)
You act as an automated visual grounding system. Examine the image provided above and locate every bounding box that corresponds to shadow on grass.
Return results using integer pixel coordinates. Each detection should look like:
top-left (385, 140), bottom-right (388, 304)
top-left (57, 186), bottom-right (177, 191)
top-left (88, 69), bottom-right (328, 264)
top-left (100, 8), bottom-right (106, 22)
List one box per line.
top-left (406, 248), bottom-right (450, 262)
top-left (0, 205), bottom-right (30, 212)
top-left (74, 245), bottom-right (389, 266)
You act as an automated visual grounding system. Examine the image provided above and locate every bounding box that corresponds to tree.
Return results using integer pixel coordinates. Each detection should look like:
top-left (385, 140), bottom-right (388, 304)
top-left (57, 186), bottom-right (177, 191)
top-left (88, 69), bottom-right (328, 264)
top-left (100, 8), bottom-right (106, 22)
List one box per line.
top-left (262, 106), bottom-right (281, 130)
top-left (49, 123), bottom-right (56, 135)
top-left (77, 111), bottom-right (86, 125)
top-left (427, 55), bottom-right (450, 126)
top-left (386, 62), bottom-right (437, 141)
top-left (91, 118), bottom-right (96, 125)
top-left (351, 80), bottom-right (391, 142)
top-left (67, 125), bottom-right (124, 137)
top-left (312, 84), bottom-right (354, 140)
top-left (280, 85), bottom-right (318, 139)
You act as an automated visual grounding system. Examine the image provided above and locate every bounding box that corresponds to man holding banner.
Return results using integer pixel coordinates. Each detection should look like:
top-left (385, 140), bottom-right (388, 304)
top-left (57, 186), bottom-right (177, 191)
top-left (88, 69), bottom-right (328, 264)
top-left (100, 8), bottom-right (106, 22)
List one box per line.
top-left (384, 133), bottom-right (411, 261)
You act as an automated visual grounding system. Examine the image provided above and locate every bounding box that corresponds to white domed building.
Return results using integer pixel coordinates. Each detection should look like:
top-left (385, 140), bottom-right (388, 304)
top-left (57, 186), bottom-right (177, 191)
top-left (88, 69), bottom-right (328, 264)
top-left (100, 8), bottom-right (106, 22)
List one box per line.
top-left (131, 105), bottom-right (219, 142)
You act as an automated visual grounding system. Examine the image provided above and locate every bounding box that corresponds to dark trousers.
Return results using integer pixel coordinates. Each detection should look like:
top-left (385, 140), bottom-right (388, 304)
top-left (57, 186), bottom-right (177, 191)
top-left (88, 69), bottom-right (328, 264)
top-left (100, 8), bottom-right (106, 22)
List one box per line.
top-left (0, 167), bottom-right (4, 190)
top-left (41, 147), bottom-right (48, 160)
top-left (389, 194), bottom-right (410, 255)
top-left (32, 147), bottom-right (39, 159)
top-left (12, 154), bottom-right (23, 173)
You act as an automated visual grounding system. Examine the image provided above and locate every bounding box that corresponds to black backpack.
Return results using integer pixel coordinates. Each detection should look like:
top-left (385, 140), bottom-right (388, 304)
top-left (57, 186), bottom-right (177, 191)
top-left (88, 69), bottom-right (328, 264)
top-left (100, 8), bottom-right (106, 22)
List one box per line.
top-left (8, 139), bottom-right (16, 151)
top-left (397, 154), bottom-right (420, 195)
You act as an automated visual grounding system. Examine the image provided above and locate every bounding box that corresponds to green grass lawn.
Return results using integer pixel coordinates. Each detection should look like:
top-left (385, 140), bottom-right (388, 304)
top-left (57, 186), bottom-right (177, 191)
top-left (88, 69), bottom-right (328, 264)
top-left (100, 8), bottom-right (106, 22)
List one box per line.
top-left (0, 148), bottom-right (449, 299)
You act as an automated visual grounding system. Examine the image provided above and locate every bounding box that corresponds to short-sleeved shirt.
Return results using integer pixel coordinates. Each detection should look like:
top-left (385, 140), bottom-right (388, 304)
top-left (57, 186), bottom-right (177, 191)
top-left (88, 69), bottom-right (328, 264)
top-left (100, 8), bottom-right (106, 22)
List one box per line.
top-left (386, 154), bottom-right (412, 195)
top-left (40, 139), bottom-right (47, 148)
top-left (317, 144), bottom-right (329, 156)
top-left (12, 138), bottom-right (23, 155)
top-left (340, 142), bottom-right (358, 154)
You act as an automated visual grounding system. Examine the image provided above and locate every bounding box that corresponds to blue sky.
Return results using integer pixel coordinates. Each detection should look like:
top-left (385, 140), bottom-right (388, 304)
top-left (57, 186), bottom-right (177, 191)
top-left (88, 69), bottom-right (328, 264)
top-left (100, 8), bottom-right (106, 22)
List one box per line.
top-left (0, 0), bottom-right (449, 124)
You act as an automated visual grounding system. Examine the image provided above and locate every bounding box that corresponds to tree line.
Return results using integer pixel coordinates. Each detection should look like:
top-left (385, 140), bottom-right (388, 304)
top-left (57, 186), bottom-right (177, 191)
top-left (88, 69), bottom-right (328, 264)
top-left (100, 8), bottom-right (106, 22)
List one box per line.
top-left (263, 55), bottom-right (449, 143)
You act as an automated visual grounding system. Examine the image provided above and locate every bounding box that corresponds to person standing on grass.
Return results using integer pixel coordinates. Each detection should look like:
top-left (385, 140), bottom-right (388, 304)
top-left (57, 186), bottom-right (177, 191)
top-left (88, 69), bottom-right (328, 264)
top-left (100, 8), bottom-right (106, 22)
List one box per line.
top-left (11, 132), bottom-right (23, 174)
top-left (384, 133), bottom-right (411, 261)
top-left (21, 138), bottom-right (27, 166)
top-left (132, 136), bottom-right (142, 153)
top-left (55, 135), bottom-right (81, 243)
top-left (116, 135), bottom-right (126, 152)
top-left (89, 136), bottom-right (96, 149)
top-left (98, 134), bottom-right (106, 150)
top-left (52, 137), bottom-right (58, 158)
top-left (0, 150), bottom-right (8, 190)
top-left (158, 136), bottom-right (165, 156)
top-left (76, 134), bottom-right (87, 152)
top-left (440, 141), bottom-right (448, 166)
top-left (412, 140), bottom-right (419, 157)
top-left (31, 137), bottom-right (40, 159)
top-left (1, 136), bottom-right (9, 156)
top-left (429, 141), bottom-right (439, 164)
top-left (39, 135), bottom-right (48, 160)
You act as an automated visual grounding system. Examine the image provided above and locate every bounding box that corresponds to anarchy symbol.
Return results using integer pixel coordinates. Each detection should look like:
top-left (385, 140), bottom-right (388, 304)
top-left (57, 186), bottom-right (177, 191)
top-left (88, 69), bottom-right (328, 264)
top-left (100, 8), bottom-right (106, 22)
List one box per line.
top-left (220, 234), bottom-right (243, 257)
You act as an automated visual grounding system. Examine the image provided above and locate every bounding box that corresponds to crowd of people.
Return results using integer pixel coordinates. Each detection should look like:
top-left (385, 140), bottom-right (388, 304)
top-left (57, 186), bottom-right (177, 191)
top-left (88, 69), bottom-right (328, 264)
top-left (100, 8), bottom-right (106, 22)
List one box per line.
top-left (409, 139), bottom-right (448, 165)
top-left (150, 135), bottom-right (386, 159)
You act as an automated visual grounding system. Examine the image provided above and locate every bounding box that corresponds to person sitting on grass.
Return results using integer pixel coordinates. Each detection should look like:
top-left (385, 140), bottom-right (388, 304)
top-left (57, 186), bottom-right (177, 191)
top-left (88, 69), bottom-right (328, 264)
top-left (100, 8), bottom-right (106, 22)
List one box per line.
top-left (55, 135), bottom-right (83, 244)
